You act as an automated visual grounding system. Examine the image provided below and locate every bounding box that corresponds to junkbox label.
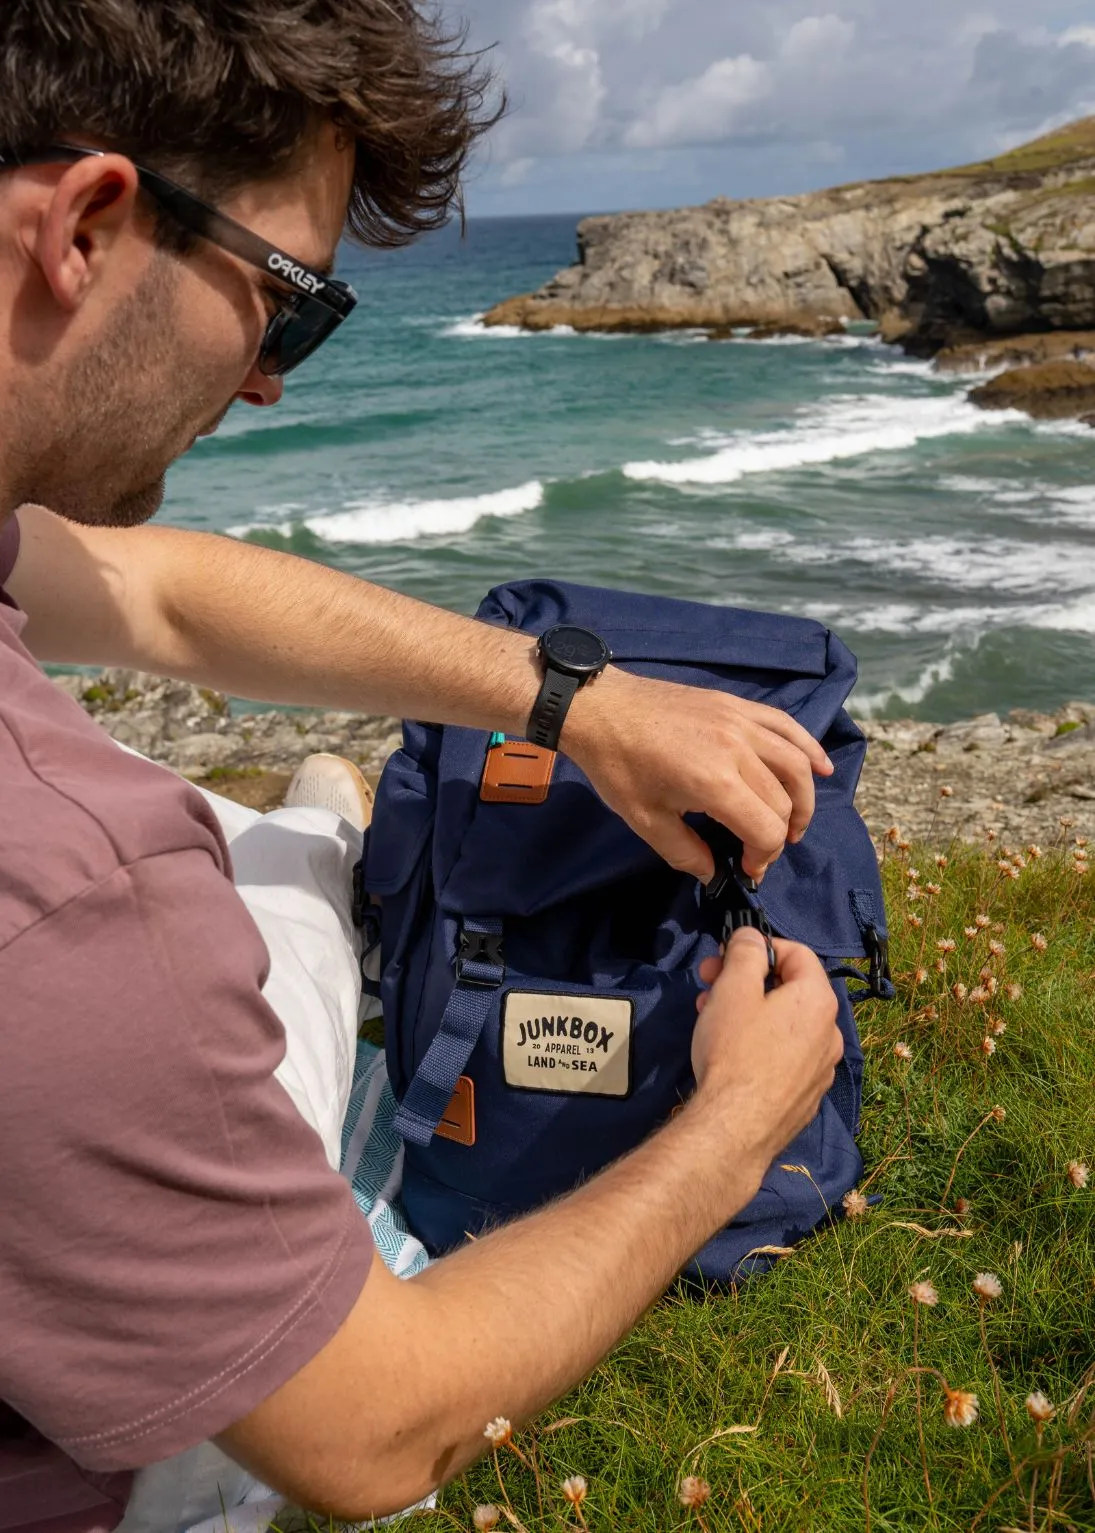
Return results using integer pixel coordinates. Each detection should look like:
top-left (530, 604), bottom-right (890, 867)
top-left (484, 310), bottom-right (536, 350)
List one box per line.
top-left (501, 991), bottom-right (634, 1097)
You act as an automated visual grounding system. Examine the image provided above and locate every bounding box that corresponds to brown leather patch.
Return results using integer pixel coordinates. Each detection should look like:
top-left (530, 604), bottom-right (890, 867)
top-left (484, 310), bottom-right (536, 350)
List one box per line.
top-left (480, 742), bottom-right (557, 805)
top-left (436, 1075), bottom-right (476, 1146)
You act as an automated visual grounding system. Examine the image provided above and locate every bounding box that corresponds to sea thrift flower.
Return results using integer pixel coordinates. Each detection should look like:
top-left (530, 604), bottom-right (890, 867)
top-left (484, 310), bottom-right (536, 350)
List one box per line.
top-left (985, 976), bottom-right (998, 996)
top-left (991, 1105), bottom-right (1007, 1122)
top-left (909, 1280), bottom-right (939, 1307)
top-left (1059, 816), bottom-right (1075, 830)
top-left (975, 914), bottom-right (991, 929)
top-left (907, 885), bottom-right (923, 902)
top-left (1076, 836), bottom-right (1089, 849)
top-left (894, 1041), bottom-right (913, 1062)
top-left (484, 1418), bottom-right (513, 1448)
top-left (907, 914), bottom-right (924, 929)
top-left (935, 853), bottom-right (949, 869)
top-left (1031, 932), bottom-right (1048, 952)
top-left (969, 986), bottom-right (990, 1005)
top-left (954, 1197), bottom-right (971, 1216)
top-left (843, 1188), bottom-right (869, 1219)
top-left (964, 926), bottom-right (979, 939)
top-left (973, 1272), bottom-right (1002, 1302)
top-left (985, 829), bottom-right (998, 843)
top-left (897, 839), bottom-right (911, 853)
top-left (991, 1019), bottom-right (1007, 1037)
top-left (925, 882), bottom-right (942, 896)
top-left (934, 957), bottom-right (946, 974)
top-left (981, 1036), bottom-right (997, 1056)
top-left (562, 1476), bottom-right (588, 1506)
top-left (952, 982), bottom-right (969, 1002)
top-left (1001, 863), bottom-right (1020, 880)
top-left (1028, 844), bottom-right (1043, 859)
top-left (988, 940), bottom-right (1006, 959)
top-left (944, 1389), bottom-right (980, 1428)
top-left (940, 785), bottom-right (954, 798)
top-left (679, 1477), bottom-right (711, 1510)
top-left (1005, 982), bottom-right (1023, 1001)
top-left (907, 867), bottom-right (921, 881)
top-left (915, 967), bottom-right (929, 985)
top-left (1067, 1161), bottom-right (1090, 1190)
top-left (1025, 1392), bottom-right (1055, 1425)
top-left (1012, 854), bottom-right (1027, 870)
top-left (923, 1004), bottom-right (939, 1021)
top-left (937, 938), bottom-right (957, 954)
top-left (886, 826), bottom-right (901, 844)
top-left (474, 1508), bottom-right (501, 1532)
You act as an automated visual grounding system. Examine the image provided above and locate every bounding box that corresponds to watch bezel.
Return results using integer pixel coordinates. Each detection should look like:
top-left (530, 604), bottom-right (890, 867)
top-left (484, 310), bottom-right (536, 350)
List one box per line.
top-left (537, 625), bottom-right (612, 679)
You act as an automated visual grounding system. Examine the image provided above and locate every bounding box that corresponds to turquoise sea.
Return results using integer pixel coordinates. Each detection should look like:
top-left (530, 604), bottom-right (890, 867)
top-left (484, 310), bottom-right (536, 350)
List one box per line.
top-left (163, 214), bottom-right (1095, 721)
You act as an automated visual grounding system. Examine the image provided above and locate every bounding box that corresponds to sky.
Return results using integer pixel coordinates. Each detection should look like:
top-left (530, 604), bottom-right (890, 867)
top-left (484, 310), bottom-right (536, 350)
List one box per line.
top-left (455, 0), bottom-right (1095, 217)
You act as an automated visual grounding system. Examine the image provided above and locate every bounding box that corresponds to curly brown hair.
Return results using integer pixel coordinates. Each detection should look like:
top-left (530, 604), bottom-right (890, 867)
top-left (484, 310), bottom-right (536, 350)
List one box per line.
top-left (0, 0), bottom-right (499, 246)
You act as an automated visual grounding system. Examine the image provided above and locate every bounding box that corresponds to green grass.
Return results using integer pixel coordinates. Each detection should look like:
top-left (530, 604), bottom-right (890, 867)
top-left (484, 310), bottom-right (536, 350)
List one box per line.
top-left (279, 828), bottom-right (1095, 1533)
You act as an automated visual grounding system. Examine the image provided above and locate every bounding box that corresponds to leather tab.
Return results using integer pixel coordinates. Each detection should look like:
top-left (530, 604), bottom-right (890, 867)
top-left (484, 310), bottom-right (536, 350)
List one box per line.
top-left (480, 742), bottom-right (557, 805)
top-left (436, 1075), bottom-right (476, 1146)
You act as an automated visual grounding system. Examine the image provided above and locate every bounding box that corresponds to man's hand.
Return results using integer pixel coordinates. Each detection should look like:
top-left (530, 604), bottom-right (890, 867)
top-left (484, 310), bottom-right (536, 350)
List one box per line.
top-left (690, 927), bottom-right (844, 1173)
top-left (563, 666), bottom-right (833, 883)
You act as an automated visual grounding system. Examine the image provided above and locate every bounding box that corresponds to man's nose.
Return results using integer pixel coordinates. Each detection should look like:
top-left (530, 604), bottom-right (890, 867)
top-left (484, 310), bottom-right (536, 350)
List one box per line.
top-left (236, 360), bottom-right (284, 408)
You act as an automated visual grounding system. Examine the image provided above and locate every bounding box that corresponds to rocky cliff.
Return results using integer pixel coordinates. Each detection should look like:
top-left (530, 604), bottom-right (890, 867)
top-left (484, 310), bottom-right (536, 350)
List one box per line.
top-left (485, 120), bottom-right (1095, 353)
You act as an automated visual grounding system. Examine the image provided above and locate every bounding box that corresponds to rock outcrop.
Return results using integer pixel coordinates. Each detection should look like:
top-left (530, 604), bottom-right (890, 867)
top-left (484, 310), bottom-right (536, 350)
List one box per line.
top-left (59, 670), bottom-right (1095, 848)
top-left (484, 119), bottom-right (1095, 354)
top-left (968, 360), bottom-right (1095, 420)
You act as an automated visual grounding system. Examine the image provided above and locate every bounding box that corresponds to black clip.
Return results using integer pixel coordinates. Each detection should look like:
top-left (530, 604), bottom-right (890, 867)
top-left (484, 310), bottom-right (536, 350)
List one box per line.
top-left (706, 858), bottom-right (777, 980)
top-left (865, 926), bottom-right (893, 999)
top-left (456, 927), bottom-right (506, 986)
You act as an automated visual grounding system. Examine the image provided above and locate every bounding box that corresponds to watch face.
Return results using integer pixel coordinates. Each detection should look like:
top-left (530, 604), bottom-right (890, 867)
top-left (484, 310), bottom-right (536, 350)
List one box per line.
top-left (540, 625), bottom-right (611, 677)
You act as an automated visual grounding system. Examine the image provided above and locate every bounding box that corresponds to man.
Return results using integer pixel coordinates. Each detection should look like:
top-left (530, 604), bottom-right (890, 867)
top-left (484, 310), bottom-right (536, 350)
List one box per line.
top-left (0, 2), bottom-right (845, 1525)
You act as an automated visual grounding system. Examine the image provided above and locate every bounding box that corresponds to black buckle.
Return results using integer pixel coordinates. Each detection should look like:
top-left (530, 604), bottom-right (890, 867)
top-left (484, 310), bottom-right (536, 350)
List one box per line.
top-left (706, 858), bottom-right (776, 979)
top-left (456, 928), bottom-right (506, 986)
top-left (865, 926), bottom-right (892, 998)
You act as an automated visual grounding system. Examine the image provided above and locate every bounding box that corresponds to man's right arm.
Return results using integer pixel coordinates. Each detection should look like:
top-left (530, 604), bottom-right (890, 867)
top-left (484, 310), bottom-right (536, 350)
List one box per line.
top-left (218, 932), bottom-right (843, 1519)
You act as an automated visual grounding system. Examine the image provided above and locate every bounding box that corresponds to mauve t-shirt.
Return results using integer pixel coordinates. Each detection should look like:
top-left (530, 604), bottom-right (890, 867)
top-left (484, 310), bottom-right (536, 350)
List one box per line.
top-left (0, 516), bottom-right (374, 1528)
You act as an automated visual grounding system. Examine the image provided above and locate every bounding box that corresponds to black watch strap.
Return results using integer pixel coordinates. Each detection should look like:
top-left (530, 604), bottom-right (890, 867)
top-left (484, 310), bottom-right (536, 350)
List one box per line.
top-left (527, 669), bottom-right (580, 751)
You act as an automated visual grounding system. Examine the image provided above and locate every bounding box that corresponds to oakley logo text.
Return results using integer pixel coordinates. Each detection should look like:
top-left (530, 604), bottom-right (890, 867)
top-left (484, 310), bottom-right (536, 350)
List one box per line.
top-left (267, 252), bottom-right (324, 294)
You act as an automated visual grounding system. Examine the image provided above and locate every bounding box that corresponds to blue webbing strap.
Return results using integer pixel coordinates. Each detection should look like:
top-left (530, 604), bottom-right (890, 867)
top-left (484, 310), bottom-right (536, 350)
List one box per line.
top-left (393, 917), bottom-right (505, 1147)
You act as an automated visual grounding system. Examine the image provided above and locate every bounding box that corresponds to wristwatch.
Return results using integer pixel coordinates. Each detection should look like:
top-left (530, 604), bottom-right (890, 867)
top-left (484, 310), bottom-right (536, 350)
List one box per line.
top-left (527, 625), bottom-right (613, 750)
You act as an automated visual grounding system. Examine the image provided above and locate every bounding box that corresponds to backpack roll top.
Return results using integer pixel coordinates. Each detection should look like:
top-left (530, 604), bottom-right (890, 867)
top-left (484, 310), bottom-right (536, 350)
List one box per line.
top-left (364, 579), bottom-right (892, 1281)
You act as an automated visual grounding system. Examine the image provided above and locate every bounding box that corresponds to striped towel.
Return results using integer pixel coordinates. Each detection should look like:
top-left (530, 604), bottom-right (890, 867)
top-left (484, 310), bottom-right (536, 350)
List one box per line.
top-left (340, 1042), bottom-right (430, 1279)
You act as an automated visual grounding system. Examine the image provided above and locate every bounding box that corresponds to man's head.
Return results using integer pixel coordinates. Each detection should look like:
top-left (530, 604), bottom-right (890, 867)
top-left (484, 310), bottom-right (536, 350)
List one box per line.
top-left (0, 1), bottom-right (493, 527)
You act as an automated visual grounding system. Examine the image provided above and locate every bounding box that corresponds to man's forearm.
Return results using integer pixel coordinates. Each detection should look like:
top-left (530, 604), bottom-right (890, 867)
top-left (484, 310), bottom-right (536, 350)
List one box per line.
top-left (10, 510), bottom-right (550, 737)
top-left (222, 1099), bottom-right (771, 1519)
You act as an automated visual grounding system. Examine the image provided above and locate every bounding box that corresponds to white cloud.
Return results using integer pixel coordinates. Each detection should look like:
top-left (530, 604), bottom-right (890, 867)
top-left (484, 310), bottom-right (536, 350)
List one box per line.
top-left (624, 54), bottom-right (771, 149)
top-left (458, 0), bottom-right (1095, 211)
top-left (779, 13), bottom-right (856, 62)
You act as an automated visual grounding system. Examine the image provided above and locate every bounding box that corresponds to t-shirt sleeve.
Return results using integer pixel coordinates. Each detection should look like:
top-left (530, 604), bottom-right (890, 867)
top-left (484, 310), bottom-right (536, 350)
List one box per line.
top-left (0, 847), bottom-right (374, 1473)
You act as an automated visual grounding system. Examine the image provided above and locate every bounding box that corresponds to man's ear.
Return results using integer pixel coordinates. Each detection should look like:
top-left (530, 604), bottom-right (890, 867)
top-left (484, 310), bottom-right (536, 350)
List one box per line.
top-left (31, 154), bottom-right (143, 312)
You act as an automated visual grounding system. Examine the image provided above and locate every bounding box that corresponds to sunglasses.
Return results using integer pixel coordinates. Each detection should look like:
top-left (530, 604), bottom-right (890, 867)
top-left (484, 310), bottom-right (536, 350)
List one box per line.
top-left (0, 143), bottom-right (358, 376)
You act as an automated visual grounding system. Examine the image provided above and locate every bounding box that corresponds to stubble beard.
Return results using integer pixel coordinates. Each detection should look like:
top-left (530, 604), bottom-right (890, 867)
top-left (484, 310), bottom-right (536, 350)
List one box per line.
top-left (20, 257), bottom-right (228, 529)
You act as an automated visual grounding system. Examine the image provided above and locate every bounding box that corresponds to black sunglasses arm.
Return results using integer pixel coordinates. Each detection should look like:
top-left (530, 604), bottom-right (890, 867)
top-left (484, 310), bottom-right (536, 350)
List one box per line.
top-left (0, 144), bottom-right (356, 319)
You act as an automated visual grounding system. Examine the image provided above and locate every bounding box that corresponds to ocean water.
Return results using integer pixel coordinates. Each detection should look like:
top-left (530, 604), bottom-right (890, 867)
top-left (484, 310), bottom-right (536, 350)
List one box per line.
top-left (163, 214), bottom-right (1095, 722)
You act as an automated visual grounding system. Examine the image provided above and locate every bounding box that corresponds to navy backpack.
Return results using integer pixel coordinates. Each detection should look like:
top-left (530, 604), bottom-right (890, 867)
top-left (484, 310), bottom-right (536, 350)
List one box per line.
top-left (360, 580), bottom-right (893, 1283)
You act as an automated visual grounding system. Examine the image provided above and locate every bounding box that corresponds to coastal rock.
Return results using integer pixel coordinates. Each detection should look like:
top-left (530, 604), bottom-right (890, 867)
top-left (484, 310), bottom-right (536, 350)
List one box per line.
top-left (934, 329), bottom-right (1095, 374)
top-left (483, 119), bottom-right (1095, 355)
top-left (59, 669), bottom-right (1095, 848)
top-left (968, 360), bottom-right (1095, 420)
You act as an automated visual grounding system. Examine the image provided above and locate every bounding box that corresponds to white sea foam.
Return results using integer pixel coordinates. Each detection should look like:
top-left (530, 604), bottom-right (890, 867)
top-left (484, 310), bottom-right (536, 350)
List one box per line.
top-left (621, 392), bottom-right (1016, 487)
top-left (853, 646), bottom-right (963, 716)
top-left (785, 531), bottom-right (1092, 598)
top-left (231, 480), bottom-right (545, 545)
top-left (441, 314), bottom-right (583, 339)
